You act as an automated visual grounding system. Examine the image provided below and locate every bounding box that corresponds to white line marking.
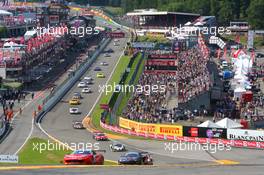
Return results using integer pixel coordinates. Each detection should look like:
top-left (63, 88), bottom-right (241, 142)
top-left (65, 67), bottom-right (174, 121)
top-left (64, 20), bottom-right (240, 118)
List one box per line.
top-left (14, 117), bottom-right (34, 155)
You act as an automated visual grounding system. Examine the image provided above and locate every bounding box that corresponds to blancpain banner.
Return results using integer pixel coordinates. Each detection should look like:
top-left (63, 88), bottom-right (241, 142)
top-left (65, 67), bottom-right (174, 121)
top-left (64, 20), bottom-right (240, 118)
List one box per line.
top-left (227, 129), bottom-right (264, 142)
top-left (0, 155), bottom-right (18, 163)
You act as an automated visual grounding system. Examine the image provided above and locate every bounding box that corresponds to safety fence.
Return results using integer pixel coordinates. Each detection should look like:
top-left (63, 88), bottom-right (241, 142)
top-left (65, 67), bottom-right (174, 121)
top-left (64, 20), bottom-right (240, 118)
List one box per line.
top-left (100, 117), bottom-right (264, 149)
top-left (36, 37), bottom-right (111, 123)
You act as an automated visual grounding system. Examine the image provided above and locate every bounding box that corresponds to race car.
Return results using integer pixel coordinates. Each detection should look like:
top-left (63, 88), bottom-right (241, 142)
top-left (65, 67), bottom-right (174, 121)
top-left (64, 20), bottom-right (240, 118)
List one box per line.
top-left (73, 92), bottom-right (82, 99)
top-left (63, 149), bottom-right (104, 165)
top-left (69, 107), bottom-right (80, 114)
top-left (100, 62), bottom-right (108, 66)
top-left (93, 132), bottom-right (108, 141)
top-left (96, 73), bottom-right (105, 78)
top-left (78, 82), bottom-right (88, 88)
top-left (110, 142), bottom-right (126, 152)
top-left (72, 120), bottom-right (85, 129)
top-left (94, 67), bottom-right (101, 71)
top-left (118, 152), bottom-right (153, 165)
top-left (69, 99), bottom-right (80, 105)
top-left (82, 88), bottom-right (92, 93)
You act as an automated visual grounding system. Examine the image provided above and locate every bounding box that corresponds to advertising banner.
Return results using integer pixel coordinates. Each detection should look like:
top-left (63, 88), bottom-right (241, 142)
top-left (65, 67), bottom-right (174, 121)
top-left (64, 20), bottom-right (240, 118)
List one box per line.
top-left (183, 126), bottom-right (227, 139)
top-left (227, 129), bottom-right (264, 142)
top-left (131, 42), bottom-right (155, 49)
top-left (119, 117), bottom-right (182, 136)
top-left (107, 32), bottom-right (125, 38)
top-left (146, 60), bottom-right (178, 66)
top-left (149, 54), bottom-right (177, 59)
top-left (144, 70), bottom-right (177, 75)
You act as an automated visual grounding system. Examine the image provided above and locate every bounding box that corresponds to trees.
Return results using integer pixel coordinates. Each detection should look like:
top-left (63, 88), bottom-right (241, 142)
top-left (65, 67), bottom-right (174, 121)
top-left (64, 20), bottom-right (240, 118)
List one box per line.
top-left (247, 0), bottom-right (264, 29)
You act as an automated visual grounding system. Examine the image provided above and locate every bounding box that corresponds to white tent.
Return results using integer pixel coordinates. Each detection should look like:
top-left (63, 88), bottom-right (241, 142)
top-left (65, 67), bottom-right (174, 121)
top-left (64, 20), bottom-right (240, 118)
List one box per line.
top-left (194, 21), bottom-right (203, 26)
top-left (184, 21), bottom-right (192, 26)
top-left (24, 30), bottom-right (37, 41)
top-left (3, 42), bottom-right (19, 48)
top-left (216, 118), bottom-right (243, 129)
top-left (0, 10), bottom-right (13, 16)
top-left (198, 120), bottom-right (221, 128)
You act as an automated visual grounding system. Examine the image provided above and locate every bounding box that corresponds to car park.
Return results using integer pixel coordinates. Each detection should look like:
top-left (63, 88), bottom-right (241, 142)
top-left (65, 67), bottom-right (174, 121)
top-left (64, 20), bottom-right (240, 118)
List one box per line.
top-left (69, 107), bottom-right (80, 114)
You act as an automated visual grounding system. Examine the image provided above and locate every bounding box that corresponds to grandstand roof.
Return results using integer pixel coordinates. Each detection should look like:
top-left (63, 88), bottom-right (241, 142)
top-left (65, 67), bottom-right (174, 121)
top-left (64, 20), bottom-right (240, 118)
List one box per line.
top-left (127, 10), bottom-right (199, 17)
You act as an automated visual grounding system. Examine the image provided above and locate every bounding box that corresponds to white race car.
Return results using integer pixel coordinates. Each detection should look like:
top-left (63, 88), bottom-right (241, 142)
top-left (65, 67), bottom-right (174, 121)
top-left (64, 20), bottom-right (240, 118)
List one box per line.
top-left (82, 88), bottom-right (92, 93)
top-left (110, 143), bottom-right (126, 152)
top-left (77, 82), bottom-right (87, 88)
top-left (100, 62), bottom-right (108, 66)
top-left (83, 76), bottom-right (93, 81)
top-left (69, 107), bottom-right (79, 114)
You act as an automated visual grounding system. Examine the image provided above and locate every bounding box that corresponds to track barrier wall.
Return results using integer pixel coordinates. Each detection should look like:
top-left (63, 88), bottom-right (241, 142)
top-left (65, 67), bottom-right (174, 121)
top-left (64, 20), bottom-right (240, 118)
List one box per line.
top-left (100, 117), bottom-right (264, 149)
top-left (36, 38), bottom-right (111, 123)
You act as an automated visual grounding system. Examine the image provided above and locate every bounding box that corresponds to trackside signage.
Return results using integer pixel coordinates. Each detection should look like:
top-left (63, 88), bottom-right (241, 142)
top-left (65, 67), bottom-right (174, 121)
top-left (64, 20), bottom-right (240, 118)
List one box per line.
top-left (227, 129), bottom-right (264, 142)
top-left (0, 155), bottom-right (18, 163)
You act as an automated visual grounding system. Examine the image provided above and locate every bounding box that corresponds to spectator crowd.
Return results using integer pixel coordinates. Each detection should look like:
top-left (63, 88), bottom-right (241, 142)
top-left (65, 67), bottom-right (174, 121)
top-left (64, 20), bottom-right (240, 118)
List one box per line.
top-left (123, 46), bottom-right (211, 123)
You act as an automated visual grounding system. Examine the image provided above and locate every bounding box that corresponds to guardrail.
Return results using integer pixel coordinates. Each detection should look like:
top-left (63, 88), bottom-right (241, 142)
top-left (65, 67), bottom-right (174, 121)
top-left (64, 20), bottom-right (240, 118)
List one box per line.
top-left (36, 38), bottom-right (111, 123)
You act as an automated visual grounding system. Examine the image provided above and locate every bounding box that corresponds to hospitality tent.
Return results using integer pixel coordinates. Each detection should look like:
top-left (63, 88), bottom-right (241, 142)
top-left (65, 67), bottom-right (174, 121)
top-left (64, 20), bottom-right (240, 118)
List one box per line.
top-left (216, 118), bottom-right (243, 129)
top-left (198, 120), bottom-right (221, 128)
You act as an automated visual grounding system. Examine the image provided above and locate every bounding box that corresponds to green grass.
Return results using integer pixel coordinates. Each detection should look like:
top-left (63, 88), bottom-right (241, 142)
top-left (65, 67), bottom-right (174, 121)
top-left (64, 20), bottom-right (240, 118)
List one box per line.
top-left (18, 137), bottom-right (71, 165)
top-left (137, 35), bottom-right (169, 44)
top-left (116, 54), bottom-right (145, 115)
top-left (16, 137), bottom-right (117, 165)
top-left (104, 6), bottom-right (125, 16)
top-left (92, 55), bottom-right (131, 128)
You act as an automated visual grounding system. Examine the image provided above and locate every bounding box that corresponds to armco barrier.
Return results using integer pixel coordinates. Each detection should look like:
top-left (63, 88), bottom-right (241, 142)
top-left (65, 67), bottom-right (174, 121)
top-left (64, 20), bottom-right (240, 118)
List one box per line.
top-left (100, 120), bottom-right (264, 149)
top-left (36, 38), bottom-right (111, 123)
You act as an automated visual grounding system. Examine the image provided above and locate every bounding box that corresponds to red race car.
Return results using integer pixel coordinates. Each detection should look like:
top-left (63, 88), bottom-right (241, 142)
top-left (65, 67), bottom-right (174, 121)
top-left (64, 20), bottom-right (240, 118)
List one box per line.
top-left (63, 150), bottom-right (104, 165)
top-left (93, 132), bottom-right (108, 141)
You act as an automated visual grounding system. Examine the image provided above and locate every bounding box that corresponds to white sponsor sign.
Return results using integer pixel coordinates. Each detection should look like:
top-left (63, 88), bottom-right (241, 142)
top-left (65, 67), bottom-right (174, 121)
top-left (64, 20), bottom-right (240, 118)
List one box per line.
top-left (227, 129), bottom-right (264, 142)
top-left (0, 155), bottom-right (18, 163)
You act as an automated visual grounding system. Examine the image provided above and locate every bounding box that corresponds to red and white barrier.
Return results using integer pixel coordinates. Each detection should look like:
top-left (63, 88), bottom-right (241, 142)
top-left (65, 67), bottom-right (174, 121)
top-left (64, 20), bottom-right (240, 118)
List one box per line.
top-left (100, 121), bottom-right (264, 149)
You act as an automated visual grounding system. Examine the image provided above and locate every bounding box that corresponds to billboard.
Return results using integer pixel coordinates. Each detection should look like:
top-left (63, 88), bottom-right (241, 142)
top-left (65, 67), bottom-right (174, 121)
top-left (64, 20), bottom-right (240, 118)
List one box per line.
top-left (227, 129), bottom-right (264, 142)
top-left (149, 54), bottom-right (177, 59)
top-left (119, 117), bottom-right (182, 136)
top-left (183, 126), bottom-right (227, 139)
top-left (131, 42), bottom-right (155, 49)
top-left (146, 60), bottom-right (177, 66)
top-left (107, 32), bottom-right (125, 38)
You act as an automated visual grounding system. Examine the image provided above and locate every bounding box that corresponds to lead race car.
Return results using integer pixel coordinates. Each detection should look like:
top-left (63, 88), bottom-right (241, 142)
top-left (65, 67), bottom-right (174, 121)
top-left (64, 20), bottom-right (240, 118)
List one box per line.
top-left (63, 150), bottom-right (104, 165)
top-left (118, 152), bottom-right (153, 165)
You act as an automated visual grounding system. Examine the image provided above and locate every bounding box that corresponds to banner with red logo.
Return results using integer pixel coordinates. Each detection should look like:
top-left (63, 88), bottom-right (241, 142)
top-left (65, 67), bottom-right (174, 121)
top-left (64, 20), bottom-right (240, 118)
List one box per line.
top-left (146, 60), bottom-right (178, 66)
